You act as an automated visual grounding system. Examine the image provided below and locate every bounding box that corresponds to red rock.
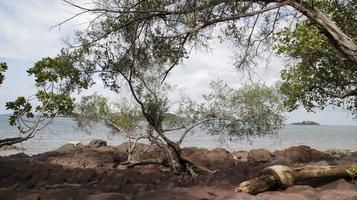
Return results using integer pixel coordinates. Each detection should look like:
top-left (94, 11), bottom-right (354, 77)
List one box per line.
top-left (183, 147), bottom-right (210, 167)
top-left (325, 149), bottom-right (349, 159)
top-left (319, 189), bottom-right (357, 200)
top-left (17, 193), bottom-right (39, 200)
top-left (247, 149), bottom-right (273, 164)
top-left (47, 147), bottom-right (127, 169)
top-left (279, 146), bottom-right (332, 164)
top-left (182, 147), bottom-right (209, 156)
top-left (88, 139), bottom-right (107, 148)
top-left (318, 178), bottom-right (357, 191)
top-left (87, 193), bottom-right (125, 200)
top-left (273, 150), bottom-right (286, 162)
top-left (136, 188), bottom-right (201, 200)
top-left (286, 185), bottom-right (318, 199)
top-left (310, 149), bottom-right (332, 162)
top-left (55, 143), bottom-right (82, 154)
top-left (340, 155), bottom-right (357, 164)
top-left (140, 145), bottom-right (166, 160)
top-left (335, 179), bottom-right (355, 190)
top-left (284, 146), bottom-right (312, 164)
top-left (257, 191), bottom-right (310, 200)
top-left (206, 148), bottom-right (235, 169)
top-left (220, 192), bottom-right (257, 200)
top-left (232, 150), bottom-right (248, 162)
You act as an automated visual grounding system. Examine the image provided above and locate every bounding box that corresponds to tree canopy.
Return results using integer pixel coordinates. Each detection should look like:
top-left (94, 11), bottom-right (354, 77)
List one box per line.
top-left (57, 0), bottom-right (356, 114)
top-left (276, 0), bottom-right (357, 115)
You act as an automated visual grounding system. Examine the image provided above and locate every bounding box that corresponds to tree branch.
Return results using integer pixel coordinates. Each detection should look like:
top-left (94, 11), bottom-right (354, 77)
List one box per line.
top-left (167, 2), bottom-right (287, 38)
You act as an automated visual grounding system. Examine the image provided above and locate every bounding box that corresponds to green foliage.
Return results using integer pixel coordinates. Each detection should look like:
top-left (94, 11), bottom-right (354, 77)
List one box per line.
top-left (275, 0), bottom-right (357, 115)
top-left (6, 97), bottom-right (33, 126)
top-left (35, 91), bottom-right (75, 117)
top-left (172, 80), bottom-right (285, 143)
top-left (75, 94), bottom-right (111, 126)
top-left (27, 54), bottom-right (89, 91)
top-left (110, 103), bottom-right (142, 134)
top-left (346, 167), bottom-right (357, 183)
top-left (75, 79), bottom-right (284, 143)
top-left (0, 62), bottom-right (7, 86)
top-left (74, 94), bottom-right (143, 136)
top-left (201, 80), bottom-right (285, 139)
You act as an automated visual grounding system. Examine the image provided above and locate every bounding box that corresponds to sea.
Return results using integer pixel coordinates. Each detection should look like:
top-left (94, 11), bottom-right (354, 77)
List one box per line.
top-left (0, 115), bottom-right (356, 156)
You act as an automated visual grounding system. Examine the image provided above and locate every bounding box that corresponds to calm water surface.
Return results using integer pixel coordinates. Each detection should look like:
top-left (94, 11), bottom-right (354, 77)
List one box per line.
top-left (0, 115), bottom-right (356, 156)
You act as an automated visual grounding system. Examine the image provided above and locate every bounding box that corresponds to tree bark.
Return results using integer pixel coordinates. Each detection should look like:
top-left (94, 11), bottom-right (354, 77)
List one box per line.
top-left (236, 164), bottom-right (357, 194)
top-left (288, 0), bottom-right (357, 63)
top-left (0, 135), bottom-right (33, 148)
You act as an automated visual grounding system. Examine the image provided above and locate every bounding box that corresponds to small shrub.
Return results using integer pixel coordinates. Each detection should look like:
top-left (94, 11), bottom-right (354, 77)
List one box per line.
top-left (346, 167), bottom-right (357, 184)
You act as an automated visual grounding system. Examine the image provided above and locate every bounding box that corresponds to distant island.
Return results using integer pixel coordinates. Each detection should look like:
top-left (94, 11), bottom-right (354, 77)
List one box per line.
top-left (291, 121), bottom-right (320, 125)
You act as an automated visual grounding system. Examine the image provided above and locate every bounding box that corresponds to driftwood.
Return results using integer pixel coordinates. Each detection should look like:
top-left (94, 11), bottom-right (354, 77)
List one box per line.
top-left (236, 165), bottom-right (357, 194)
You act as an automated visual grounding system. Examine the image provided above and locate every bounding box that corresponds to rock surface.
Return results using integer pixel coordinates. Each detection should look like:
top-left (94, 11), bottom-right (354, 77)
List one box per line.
top-left (88, 139), bottom-right (107, 148)
top-left (0, 143), bottom-right (356, 200)
top-left (247, 149), bottom-right (273, 164)
top-left (87, 193), bottom-right (126, 200)
top-left (274, 145), bottom-right (333, 164)
top-left (325, 149), bottom-right (350, 159)
top-left (232, 150), bottom-right (248, 162)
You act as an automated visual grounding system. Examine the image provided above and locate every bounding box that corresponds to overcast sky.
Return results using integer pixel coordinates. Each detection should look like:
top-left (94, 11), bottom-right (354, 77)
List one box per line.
top-left (0, 0), bottom-right (356, 126)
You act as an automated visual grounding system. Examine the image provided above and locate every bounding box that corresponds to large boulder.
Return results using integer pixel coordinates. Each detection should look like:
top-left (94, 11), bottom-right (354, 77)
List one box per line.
top-left (184, 147), bottom-right (235, 170)
top-left (183, 147), bottom-right (210, 167)
top-left (35, 144), bottom-right (127, 169)
top-left (51, 148), bottom-right (126, 169)
top-left (247, 149), bottom-right (273, 164)
top-left (325, 149), bottom-right (350, 159)
top-left (274, 145), bottom-right (332, 165)
top-left (88, 139), bottom-right (107, 148)
top-left (206, 148), bottom-right (235, 169)
top-left (231, 150), bottom-right (248, 162)
top-left (339, 155), bottom-right (357, 164)
top-left (56, 143), bottom-right (83, 153)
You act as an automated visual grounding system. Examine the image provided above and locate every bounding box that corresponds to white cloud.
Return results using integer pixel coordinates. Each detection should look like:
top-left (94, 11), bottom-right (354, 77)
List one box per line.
top-left (0, 0), bottom-right (93, 61)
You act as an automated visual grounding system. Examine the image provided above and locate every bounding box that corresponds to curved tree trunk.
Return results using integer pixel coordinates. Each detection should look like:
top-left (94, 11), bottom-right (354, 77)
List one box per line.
top-left (158, 137), bottom-right (215, 176)
top-left (236, 164), bottom-right (357, 194)
top-left (0, 135), bottom-right (33, 148)
top-left (288, 0), bottom-right (357, 63)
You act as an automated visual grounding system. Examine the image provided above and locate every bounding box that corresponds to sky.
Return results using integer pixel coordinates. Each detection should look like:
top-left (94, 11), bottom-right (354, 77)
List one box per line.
top-left (0, 0), bottom-right (356, 126)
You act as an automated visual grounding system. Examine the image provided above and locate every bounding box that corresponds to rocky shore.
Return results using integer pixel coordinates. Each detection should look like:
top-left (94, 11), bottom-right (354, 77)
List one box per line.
top-left (0, 140), bottom-right (356, 200)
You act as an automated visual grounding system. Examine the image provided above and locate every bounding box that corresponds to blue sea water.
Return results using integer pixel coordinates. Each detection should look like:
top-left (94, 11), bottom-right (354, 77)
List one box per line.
top-left (0, 115), bottom-right (356, 156)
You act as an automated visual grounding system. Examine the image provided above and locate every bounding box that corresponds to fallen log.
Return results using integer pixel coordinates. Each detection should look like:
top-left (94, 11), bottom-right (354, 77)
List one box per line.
top-left (236, 164), bottom-right (357, 194)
